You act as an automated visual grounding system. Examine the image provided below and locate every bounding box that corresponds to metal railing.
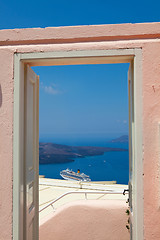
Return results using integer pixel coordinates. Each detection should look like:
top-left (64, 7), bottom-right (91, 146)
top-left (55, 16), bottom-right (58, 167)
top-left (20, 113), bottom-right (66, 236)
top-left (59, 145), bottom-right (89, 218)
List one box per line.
top-left (39, 190), bottom-right (127, 213)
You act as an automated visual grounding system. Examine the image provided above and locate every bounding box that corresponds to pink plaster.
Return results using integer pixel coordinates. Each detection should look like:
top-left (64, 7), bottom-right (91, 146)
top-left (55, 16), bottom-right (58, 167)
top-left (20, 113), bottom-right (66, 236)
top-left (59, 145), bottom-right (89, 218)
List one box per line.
top-left (39, 200), bottom-right (129, 240)
top-left (0, 49), bottom-right (14, 239)
top-left (0, 23), bottom-right (160, 46)
top-left (142, 42), bottom-right (160, 239)
top-left (0, 22), bottom-right (160, 239)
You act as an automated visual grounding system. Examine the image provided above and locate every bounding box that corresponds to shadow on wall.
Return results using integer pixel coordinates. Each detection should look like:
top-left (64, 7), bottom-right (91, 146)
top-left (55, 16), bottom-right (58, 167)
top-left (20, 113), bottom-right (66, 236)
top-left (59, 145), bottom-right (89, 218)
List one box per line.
top-left (0, 85), bottom-right (2, 107)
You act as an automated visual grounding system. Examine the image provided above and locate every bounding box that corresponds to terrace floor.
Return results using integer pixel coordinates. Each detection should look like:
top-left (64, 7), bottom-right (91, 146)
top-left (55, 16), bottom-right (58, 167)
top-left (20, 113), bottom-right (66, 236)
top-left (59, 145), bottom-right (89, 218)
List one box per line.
top-left (39, 177), bottom-right (128, 223)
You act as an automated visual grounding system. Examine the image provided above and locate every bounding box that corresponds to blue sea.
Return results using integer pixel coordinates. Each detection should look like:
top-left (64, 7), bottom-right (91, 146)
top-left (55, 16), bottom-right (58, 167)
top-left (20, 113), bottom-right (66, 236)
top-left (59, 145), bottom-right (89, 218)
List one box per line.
top-left (39, 135), bottom-right (129, 184)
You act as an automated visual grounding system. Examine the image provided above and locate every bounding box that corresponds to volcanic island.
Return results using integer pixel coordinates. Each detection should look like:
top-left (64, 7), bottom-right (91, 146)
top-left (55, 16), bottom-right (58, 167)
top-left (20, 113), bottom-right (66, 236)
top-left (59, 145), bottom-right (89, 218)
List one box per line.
top-left (39, 142), bottom-right (127, 164)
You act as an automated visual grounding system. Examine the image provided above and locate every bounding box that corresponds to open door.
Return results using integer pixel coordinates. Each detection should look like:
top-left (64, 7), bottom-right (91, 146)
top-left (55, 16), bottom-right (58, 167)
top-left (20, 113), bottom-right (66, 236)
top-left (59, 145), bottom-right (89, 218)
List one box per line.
top-left (24, 65), bottom-right (39, 240)
top-left (128, 62), bottom-right (134, 240)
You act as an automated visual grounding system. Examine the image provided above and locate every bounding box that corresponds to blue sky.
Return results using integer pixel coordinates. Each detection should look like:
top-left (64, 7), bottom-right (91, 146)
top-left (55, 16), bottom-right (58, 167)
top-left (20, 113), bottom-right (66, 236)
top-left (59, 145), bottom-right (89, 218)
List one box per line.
top-left (1, 0), bottom-right (160, 140)
top-left (34, 64), bottom-right (129, 139)
top-left (0, 0), bottom-right (160, 29)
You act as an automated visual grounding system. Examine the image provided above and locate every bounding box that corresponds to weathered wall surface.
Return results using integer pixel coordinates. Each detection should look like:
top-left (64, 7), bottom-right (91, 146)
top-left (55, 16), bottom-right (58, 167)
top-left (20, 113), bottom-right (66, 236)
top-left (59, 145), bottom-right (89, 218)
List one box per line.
top-left (142, 42), bottom-right (160, 240)
top-left (0, 23), bottom-right (160, 239)
top-left (0, 49), bottom-right (14, 239)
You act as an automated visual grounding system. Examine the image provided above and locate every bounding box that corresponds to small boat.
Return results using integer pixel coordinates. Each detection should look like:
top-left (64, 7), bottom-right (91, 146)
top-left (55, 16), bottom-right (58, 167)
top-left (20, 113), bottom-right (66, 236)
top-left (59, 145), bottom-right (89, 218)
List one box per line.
top-left (60, 168), bottom-right (91, 182)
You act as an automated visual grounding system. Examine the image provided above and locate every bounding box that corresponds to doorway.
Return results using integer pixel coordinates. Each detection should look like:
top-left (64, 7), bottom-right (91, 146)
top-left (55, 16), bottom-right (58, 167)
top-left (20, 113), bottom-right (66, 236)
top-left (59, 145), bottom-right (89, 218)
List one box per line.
top-left (13, 49), bottom-right (143, 240)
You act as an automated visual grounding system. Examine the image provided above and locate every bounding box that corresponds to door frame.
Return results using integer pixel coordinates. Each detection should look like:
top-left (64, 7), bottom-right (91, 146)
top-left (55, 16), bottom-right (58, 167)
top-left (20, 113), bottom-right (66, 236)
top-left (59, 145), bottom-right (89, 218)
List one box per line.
top-left (13, 48), bottom-right (143, 239)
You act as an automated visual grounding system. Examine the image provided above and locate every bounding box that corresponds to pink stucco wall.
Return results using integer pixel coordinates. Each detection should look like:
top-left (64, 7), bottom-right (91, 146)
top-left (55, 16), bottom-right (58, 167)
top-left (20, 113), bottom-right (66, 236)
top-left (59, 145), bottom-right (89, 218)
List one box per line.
top-left (39, 200), bottom-right (129, 240)
top-left (0, 49), bottom-right (14, 239)
top-left (0, 22), bottom-right (160, 239)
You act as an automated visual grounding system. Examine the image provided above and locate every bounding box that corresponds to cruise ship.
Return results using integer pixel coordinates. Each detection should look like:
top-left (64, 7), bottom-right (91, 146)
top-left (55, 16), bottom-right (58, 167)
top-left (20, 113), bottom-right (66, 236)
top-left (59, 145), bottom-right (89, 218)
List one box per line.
top-left (60, 169), bottom-right (91, 182)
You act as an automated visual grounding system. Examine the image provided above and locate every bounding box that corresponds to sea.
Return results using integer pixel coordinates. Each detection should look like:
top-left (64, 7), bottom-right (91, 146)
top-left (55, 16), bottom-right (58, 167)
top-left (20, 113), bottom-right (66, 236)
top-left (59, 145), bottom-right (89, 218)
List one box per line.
top-left (39, 135), bottom-right (129, 185)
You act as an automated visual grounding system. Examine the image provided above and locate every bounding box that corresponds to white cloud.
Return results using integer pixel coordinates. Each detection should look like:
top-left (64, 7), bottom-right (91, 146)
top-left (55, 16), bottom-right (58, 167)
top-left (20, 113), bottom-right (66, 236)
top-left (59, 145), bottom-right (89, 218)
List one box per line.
top-left (40, 82), bottom-right (62, 95)
top-left (44, 86), bottom-right (60, 95)
top-left (123, 120), bottom-right (127, 124)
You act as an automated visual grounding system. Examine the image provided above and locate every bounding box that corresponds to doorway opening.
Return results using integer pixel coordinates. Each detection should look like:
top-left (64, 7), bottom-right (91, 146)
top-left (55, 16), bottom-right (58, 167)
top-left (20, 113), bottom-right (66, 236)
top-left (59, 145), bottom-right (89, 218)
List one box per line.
top-left (13, 49), bottom-right (143, 240)
top-left (34, 63), bottom-right (130, 222)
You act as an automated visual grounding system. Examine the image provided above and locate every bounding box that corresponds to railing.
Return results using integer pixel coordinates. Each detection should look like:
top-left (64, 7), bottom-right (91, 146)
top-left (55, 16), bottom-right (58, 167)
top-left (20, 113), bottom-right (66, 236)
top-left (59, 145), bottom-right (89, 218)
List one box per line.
top-left (39, 190), bottom-right (128, 213)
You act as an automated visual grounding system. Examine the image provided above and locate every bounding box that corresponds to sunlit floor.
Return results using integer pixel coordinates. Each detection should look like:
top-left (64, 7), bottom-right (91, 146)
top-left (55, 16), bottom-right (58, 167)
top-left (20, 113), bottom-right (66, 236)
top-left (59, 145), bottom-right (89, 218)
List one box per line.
top-left (39, 177), bottom-right (128, 222)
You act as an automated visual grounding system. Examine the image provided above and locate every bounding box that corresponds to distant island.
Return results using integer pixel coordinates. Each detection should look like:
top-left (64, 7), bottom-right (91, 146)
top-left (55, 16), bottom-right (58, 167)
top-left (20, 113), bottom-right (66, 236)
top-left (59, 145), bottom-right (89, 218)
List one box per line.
top-left (110, 135), bottom-right (128, 143)
top-left (39, 142), bottom-right (127, 164)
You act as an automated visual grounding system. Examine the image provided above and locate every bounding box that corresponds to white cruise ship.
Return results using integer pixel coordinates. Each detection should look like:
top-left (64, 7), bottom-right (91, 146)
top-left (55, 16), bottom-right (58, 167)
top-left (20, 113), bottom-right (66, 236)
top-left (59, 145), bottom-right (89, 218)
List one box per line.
top-left (60, 169), bottom-right (91, 182)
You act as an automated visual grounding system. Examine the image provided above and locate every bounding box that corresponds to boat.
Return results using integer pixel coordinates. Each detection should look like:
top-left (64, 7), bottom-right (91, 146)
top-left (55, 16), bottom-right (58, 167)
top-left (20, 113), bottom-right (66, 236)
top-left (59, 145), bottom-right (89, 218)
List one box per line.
top-left (60, 168), bottom-right (91, 182)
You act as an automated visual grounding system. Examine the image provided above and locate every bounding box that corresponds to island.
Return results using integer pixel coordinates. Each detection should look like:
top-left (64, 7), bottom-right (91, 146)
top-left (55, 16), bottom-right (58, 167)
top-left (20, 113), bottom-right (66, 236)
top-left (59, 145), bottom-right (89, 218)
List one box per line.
top-left (110, 135), bottom-right (128, 143)
top-left (39, 142), bottom-right (127, 164)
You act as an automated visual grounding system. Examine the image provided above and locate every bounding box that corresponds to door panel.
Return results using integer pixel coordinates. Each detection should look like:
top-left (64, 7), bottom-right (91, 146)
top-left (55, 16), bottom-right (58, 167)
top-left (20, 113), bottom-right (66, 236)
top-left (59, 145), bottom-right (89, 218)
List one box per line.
top-left (25, 65), bottom-right (39, 240)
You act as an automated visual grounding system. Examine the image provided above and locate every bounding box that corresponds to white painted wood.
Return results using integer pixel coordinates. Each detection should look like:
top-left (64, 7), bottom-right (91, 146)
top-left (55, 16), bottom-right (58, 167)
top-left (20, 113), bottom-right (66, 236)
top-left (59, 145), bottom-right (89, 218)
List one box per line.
top-left (13, 54), bottom-right (25, 240)
top-left (25, 66), bottom-right (39, 240)
top-left (20, 49), bottom-right (135, 60)
top-left (128, 62), bottom-right (134, 240)
top-left (133, 49), bottom-right (143, 240)
top-left (21, 49), bottom-right (135, 66)
top-left (128, 49), bottom-right (143, 240)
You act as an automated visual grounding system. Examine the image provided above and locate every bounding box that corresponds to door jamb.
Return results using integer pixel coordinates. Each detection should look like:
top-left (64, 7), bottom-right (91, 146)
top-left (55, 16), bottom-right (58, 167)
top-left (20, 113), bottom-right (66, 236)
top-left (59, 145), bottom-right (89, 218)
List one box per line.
top-left (13, 48), bottom-right (143, 240)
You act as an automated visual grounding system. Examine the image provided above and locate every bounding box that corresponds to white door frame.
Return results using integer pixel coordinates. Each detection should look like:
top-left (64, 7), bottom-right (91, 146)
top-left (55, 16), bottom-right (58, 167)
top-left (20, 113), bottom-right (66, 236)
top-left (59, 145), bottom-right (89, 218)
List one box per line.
top-left (13, 48), bottom-right (143, 240)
